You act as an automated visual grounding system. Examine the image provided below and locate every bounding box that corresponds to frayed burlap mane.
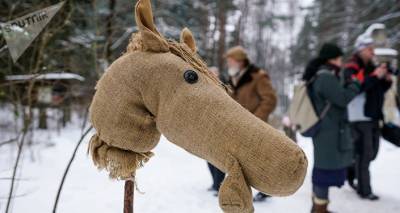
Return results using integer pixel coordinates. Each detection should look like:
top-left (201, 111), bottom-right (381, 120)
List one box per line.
top-left (126, 33), bottom-right (227, 91)
top-left (88, 134), bottom-right (154, 179)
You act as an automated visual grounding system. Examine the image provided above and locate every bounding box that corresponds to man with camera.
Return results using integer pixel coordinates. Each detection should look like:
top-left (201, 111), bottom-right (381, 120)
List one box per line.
top-left (344, 36), bottom-right (392, 201)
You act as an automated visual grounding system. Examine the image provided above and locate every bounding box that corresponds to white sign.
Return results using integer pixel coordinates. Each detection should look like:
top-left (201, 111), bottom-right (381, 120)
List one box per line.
top-left (1, 1), bottom-right (65, 62)
top-left (37, 86), bottom-right (53, 104)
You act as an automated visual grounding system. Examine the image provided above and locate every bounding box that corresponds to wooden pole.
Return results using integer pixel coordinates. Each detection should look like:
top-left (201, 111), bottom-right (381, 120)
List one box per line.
top-left (124, 180), bottom-right (134, 213)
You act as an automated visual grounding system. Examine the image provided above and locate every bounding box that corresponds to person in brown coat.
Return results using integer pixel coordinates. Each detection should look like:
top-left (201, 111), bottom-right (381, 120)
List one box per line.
top-left (225, 46), bottom-right (278, 201)
top-left (226, 46), bottom-right (277, 122)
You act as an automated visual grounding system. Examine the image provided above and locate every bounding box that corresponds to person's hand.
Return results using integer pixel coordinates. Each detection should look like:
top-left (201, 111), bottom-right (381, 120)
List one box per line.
top-left (373, 64), bottom-right (388, 79)
top-left (385, 72), bottom-right (393, 81)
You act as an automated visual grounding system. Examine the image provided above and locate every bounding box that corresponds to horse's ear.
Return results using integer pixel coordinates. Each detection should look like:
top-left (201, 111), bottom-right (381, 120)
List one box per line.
top-left (180, 28), bottom-right (197, 53)
top-left (135, 0), bottom-right (169, 52)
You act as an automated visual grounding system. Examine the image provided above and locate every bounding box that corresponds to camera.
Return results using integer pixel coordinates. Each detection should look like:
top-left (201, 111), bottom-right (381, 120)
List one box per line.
top-left (383, 62), bottom-right (399, 75)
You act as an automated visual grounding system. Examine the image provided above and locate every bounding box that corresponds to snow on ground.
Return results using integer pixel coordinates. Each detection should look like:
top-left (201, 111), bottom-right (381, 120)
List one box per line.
top-left (1, 119), bottom-right (400, 213)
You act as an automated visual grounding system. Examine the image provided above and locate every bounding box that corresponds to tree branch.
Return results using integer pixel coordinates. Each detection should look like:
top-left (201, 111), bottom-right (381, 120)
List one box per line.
top-left (52, 125), bottom-right (93, 213)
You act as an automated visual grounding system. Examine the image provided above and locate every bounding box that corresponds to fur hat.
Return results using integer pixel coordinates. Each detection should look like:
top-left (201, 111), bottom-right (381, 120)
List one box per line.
top-left (225, 46), bottom-right (249, 61)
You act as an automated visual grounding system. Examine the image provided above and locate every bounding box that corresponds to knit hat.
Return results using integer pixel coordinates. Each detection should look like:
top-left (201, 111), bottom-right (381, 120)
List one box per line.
top-left (354, 35), bottom-right (374, 52)
top-left (303, 43), bottom-right (343, 81)
top-left (224, 46), bottom-right (249, 61)
top-left (318, 43), bottom-right (343, 60)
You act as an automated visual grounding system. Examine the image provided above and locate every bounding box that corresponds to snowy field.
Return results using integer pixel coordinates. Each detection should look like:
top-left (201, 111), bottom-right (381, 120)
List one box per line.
top-left (1, 115), bottom-right (400, 213)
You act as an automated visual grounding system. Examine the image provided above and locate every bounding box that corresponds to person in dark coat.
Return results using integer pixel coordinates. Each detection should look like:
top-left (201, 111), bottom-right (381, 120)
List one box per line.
top-left (225, 46), bottom-right (277, 202)
top-left (344, 36), bottom-right (391, 200)
top-left (303, 43), bottom-right (360, 213)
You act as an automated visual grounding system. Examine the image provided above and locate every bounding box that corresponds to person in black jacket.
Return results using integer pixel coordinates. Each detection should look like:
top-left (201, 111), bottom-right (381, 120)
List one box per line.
top-left (344, 36), bottom-right (392, 201)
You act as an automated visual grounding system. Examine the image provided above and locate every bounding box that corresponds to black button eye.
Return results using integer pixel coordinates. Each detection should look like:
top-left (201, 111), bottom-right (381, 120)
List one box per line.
top-left (183, 70), bottom-right (198, 84)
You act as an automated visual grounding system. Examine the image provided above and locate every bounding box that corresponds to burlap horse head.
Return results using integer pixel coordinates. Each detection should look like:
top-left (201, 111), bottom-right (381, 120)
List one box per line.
top-left (88, 0), bottom-right (307, 212)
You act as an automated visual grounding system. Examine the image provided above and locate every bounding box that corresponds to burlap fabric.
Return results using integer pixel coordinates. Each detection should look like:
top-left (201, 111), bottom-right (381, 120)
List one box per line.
top-left (88, 0), bottom-right (308, 212)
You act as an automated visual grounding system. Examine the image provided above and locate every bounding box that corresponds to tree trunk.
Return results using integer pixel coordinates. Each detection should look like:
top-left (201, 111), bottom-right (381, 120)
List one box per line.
top-left (39, 107), bottom-right (47, 129)
top-left (105, 0), bottom-right (116, 61)
top-left (62, 105), bottom-right (71, 127)
top-left (217, 1), bottom-right (227, 72)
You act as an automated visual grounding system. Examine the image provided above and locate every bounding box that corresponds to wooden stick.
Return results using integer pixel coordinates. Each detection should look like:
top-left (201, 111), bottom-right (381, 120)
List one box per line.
top-left (124, 180), bottom-right (134, 213)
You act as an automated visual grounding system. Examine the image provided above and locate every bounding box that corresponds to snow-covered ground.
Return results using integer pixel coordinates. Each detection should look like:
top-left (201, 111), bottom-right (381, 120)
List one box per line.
top-left (1, 117), bottom-right (400, 213)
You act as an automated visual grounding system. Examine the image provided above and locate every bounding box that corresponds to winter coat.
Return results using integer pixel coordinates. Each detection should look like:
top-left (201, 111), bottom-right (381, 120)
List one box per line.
top-left (228, 65), bottom-right (277, 122)
top-left (344, 55), bottom-right (392, 120)
top-left (310, 64), bottom-right (360, 170)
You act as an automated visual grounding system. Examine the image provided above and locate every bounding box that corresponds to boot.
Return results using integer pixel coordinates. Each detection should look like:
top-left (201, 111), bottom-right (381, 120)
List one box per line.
top-left (359, 193), bottom-right (380, 201)
top-left (311, 196), bottom-right (331, 213)
top-left (253, 192), bottom-right (270, 202)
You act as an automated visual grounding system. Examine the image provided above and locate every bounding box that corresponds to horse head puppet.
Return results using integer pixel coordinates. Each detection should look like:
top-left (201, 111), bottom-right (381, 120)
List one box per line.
top-left (88, 0), bottom-right (307, 212)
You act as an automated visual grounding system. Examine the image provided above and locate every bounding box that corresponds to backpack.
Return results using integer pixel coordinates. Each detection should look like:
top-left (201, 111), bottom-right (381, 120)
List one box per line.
top-left (289, 71), bottom-right (331, 137)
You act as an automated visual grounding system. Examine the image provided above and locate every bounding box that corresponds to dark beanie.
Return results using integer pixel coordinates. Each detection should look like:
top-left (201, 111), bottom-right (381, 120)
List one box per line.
top-left (303, 43), bottom-right (343, 81)
top-left (318, 43), bottom-right (344, 60)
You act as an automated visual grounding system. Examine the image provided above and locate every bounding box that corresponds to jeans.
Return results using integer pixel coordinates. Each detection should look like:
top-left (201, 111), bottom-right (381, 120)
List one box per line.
top-left (207, 162), bottom-right (225, 191)
top-left (313, 185), bottom-right (329, 200)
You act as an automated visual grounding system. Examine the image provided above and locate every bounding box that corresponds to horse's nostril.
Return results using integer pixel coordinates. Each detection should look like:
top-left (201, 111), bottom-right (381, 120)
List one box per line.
top-left (183, 70), bottom-right (198, 84)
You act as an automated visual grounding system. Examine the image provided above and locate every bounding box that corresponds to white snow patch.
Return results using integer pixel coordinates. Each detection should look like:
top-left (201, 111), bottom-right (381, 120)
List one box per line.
top-left (374, 48), bottom-right (398, 57)
top-left (5, 73), bottom-right (85, 82)
top-left (0, 126), bottom-right (399, 213)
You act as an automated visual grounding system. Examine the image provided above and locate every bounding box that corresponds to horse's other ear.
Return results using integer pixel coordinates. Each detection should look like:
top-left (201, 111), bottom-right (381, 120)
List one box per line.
top-left (180, 28), bottom-right (197, 53)
top-left (135, 0), bottom-right (169, 52)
